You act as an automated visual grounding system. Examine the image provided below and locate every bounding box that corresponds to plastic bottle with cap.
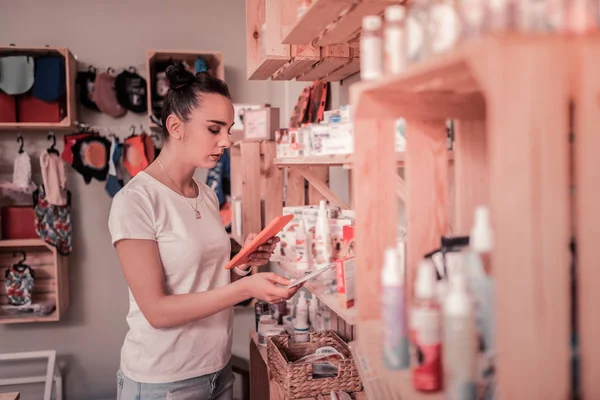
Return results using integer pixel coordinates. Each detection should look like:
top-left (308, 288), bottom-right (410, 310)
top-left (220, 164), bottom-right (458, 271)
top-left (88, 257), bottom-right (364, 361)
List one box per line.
top-left (410, 259), bottom-right (442, 392)
top-left (443, 255), bottom-right (478, 400)
top-left (384, 5), bottom-right (406, 75)
top-left (313, 200), bottom-right (332, 269)
top-left (294, 291), bottom-right (310, 342)
top-left (381, 246), bottom-right (410, 370)
top-left (464, 205), bottom-right (496, 398)
top-left (360, 15), bottom-right (383, 80)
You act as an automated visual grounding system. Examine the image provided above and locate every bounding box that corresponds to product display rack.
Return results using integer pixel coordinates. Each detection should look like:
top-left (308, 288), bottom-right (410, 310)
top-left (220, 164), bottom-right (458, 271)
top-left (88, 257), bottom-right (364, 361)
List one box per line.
top-left (0, 45), bottom-right (78, 132)
top-left (0, 239), bottom-right (69, 324)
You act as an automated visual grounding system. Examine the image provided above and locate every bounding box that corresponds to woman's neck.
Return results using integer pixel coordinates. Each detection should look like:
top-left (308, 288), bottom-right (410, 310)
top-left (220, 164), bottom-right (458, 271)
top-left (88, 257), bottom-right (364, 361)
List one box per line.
top-left (152, 147), bottom-right (197, 197)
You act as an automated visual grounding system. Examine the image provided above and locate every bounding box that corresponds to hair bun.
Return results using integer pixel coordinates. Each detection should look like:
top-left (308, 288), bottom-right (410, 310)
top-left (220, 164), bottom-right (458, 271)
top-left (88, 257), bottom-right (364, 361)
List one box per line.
top-left (165, 62), bottom-right (195, 89)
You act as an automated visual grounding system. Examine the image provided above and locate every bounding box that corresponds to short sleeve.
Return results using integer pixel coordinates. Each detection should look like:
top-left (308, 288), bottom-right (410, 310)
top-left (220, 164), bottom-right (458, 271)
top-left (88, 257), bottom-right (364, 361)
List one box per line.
top-left (200, 182), bottom-right (220, 211)
top-left (108, 188), bottom-right (156, 246)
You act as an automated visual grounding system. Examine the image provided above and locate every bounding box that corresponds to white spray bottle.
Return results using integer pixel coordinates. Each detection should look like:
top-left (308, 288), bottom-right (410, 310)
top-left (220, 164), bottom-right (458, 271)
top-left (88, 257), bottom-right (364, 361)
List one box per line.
top-left (381, 246), bottom-right (410, 370)
top-left (294, 219), bottom-right (311, 270)
top-left (313, 200), bottom-right (332, 269)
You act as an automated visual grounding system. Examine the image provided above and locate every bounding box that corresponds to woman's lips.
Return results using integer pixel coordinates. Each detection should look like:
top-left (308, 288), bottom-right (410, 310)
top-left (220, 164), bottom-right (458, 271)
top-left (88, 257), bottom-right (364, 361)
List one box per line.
top-left (210, 154), bottom-right (222, 161)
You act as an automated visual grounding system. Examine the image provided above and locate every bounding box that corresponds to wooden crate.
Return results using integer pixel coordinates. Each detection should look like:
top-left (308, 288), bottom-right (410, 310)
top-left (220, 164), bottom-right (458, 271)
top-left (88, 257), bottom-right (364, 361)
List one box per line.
top-left (0, 46), bottom-right (78, 131)
top-left (0, 239), bottom-right (69, 324)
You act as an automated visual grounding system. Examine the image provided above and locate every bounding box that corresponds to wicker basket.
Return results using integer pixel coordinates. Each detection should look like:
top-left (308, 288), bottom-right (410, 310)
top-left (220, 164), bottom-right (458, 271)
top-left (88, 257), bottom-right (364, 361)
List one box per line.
top-left (267, 330), bottom-right (363, 399)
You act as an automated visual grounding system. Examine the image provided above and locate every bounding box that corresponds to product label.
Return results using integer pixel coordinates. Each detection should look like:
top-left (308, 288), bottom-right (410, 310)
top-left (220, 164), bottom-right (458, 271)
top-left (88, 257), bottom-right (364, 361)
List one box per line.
top-left (295, 238), bottom-right (307, 262)
top-left (313, 235), bottom-right (332, 266)
top-left (410, 306), bottom-right (443, 391)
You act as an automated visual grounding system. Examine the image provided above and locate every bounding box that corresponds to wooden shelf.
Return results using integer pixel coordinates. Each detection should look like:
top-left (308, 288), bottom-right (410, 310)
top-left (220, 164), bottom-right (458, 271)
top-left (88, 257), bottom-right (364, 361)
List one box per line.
top-left (0, 46), bottom-right (78, 131)
top-left (250, 330), bottom-right (268, 365)
top-left (274, 152), bottom-right (453, 168)
top-left (0, 239), bottom-right (69, 324)
top-left (146, 49), bottom-right (224, 128)
top-left (283, 0), bottom-right (397, 47)
top-left (279, 262), bottom-right (357, 325)
top-left (349, 321), bottom-right (444, 400)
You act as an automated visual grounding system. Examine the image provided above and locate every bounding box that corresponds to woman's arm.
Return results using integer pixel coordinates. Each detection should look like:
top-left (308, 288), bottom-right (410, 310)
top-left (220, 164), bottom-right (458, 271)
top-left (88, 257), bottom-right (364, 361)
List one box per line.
top-left (116, 238), bottom-right (295, 329)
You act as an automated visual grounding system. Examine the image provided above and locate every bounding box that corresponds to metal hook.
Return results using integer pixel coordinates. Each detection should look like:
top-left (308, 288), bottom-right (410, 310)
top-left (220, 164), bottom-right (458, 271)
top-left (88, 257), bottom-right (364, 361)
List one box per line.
top-left (107, 67), bottom-right (115, 75)
top-left (129, 125), bottom-right (136, 136)
top-left (13, 250), bottom-right (26, 265)
top-left (17, 134), bottom-right (24, 154)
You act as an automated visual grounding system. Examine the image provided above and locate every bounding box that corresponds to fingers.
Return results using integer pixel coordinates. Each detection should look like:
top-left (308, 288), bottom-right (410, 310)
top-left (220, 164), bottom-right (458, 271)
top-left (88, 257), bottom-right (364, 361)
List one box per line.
top-left (266, 272), bottom-right (291, 286)
top-left (268, 286), bottom-right (296, 301)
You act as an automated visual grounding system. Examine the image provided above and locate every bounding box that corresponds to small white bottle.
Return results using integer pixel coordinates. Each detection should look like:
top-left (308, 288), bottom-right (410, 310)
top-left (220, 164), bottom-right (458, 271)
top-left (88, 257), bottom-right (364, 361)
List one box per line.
top-left (294, 219), bottom-right (311, 270)
top-left (294, 291), bottom-right (310, 341)
top-left (360, 15), bottom-right (383, 80)
top-left (384, 5), bottom-right (407, 75)
top-left (381, 247), bottom-right (410, 370)
top-left (258, 315), bottom-right (277, 346)
top-left (443, 261), bottom-right (478, 400)
top-left (313, 200), bottom-right (333, 269)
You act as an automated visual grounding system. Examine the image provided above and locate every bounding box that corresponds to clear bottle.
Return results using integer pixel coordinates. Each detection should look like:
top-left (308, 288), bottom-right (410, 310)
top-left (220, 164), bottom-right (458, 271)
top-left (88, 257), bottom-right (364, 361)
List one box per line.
top-left (429, 0), bottom-right (461, 54)
top-left (360, 15), bottom-right (383, 80)
top-left (384, 5), bottom-right (407, 75)
top-left (313, 200), bottom-right (333, 268)
top-left (294, 219), bottom-right (310, 270)
top-left (456, 0), bottom-right (487, 37)
top-left (406, 0), bottom-right (431, 63)
top-left (381, 247), bottom-right (410, 370)
top-left (443, 260), bottom-right (478, 400)
top-left (410, 259), bottom-right (443, 392)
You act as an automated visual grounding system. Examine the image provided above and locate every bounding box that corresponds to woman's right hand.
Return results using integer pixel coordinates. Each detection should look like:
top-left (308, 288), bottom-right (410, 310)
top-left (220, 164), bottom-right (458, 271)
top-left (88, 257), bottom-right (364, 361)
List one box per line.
top-left (241, 272), bottom-right (300, 303)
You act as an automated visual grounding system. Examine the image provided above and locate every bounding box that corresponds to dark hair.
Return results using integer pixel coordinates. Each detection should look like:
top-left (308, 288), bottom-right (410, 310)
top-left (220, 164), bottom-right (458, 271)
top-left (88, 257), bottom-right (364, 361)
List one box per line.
top-left (161, 62), bottom-right (231, 138)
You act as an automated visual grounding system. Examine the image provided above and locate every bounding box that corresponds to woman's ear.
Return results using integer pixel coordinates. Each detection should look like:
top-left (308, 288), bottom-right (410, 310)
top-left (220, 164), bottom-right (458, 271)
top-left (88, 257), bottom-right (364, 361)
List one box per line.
top-left (165, 114), bottom-right (183, 140)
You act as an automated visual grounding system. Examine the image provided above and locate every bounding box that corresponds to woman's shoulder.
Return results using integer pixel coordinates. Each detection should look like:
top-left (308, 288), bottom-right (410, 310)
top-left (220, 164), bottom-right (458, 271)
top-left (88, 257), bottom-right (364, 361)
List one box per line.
top-left (111, 173), bottom-right (157, 209)
top-left (196, 180), bottom-right (219, 210)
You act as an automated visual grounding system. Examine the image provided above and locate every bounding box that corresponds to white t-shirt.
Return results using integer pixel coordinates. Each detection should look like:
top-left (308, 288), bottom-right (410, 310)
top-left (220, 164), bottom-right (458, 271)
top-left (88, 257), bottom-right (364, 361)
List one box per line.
top-left (108, 171), bottom-right (232, 384)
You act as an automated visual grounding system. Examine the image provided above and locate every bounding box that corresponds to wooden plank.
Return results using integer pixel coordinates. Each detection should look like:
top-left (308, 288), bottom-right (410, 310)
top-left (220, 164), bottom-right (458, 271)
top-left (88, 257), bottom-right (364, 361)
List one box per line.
top-left (348, 170), bottom-right (355, 210)
top-left (65, 49), bottom-right (78, 126)
top-left (404, 120), bottom-right (449, 304)
top-left (241, 142), bottom-right (263, 274)
top-left (282, 0), bottom-right (354, 45)
top-left (470, 38), bottom-right (571, 399)
top-left (0, 393), bottom-right (20, 400)
top-left (453, 119), bottom-right (488, 235)
top-left (306, 167), bottom-right (329, 205)
top-left (353, 118), bottom-right (397, 321)
top-left (0, 239), bottom-right (51, 250)
top-left (57, 255), bottom-right (69, 317)
top-left (299, 167), bottom-right (348, 210)
top-left (574, 36), bottom-right (600, 400)
top-left (262, 142), bottom-right (284, 225)
top-left (323, 55), bottom-right (360, 82)
top-left (285, 168), bottom-right (305, 206)
top-left (272, 44), bottom-right (320, 81)
top-left (297, 45), bottom-right (352, 81)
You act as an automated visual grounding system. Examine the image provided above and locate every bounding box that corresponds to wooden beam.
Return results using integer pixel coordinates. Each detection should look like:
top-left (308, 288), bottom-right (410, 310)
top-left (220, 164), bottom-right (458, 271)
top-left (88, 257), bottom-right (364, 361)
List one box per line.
top-left (285, 168), bottom-right (305, 206)
top-left (298, 167), bottom-right (349, 210)
top-left (261, 142), bottom-right (284, 225)
top-left (574, 37), bottom-right (600, 400)
top-left (241, 142), bottom-right (262, 273)
top-left (453, 119), bottom-right (488, 235)
top-left (307, 166), bottom-right (329, 205)
top-left (352, 118), bottom-right (397, 323)
top-left (404, 119), bottom-right (449, 304)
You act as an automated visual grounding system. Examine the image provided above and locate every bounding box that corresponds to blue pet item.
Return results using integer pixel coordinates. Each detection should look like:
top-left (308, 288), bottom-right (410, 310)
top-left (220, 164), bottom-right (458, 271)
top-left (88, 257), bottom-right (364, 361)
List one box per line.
top-left (195, 57), bottom-right (209, 74)
top-left (33, 56), bottom-right (66, 102)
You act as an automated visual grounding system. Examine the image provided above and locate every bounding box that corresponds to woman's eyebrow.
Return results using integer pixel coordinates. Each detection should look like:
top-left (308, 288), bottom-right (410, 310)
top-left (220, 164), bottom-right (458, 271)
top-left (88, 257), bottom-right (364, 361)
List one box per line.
top-left (207, 119), bottom-right (227, 126)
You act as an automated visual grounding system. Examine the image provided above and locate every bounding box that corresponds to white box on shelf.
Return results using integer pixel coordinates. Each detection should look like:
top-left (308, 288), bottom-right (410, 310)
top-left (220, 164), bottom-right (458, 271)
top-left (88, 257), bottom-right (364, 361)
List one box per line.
top-left (276, 128), bottom-right (290, 158)
top-left (325, 122), bottom-right (354, 155)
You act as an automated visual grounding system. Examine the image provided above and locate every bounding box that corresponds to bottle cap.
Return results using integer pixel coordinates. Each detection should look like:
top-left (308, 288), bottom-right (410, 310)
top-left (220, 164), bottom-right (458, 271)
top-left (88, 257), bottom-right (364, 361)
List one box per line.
top-left (362, 15), bottom-right (382, 31)
top-left (415, 259), bottom-right (436, 300)
top-left (470, 206), bottom-right (494, 253)
top-left (259, 315), bottom-right (273, 322)
top-left (384, 5), bottom-right (405, 21)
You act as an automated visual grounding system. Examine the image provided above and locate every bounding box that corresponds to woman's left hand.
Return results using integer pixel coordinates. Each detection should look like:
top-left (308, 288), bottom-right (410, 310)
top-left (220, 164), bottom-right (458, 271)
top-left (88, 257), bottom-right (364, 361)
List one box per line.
top-left (240, 234), bottom-right (280, 268)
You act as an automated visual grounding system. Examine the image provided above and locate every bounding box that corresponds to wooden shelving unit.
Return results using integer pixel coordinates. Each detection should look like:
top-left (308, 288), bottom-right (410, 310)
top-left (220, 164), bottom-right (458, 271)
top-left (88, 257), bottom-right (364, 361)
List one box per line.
top-left (274, 151), bottom-right (454, 168)
top-left (0, 239), bottom-right (69, 324)
top-left (0, 46), bottom-right (78, 131)
top-left (279, 262), bottom-right (357, 325)
top-left (145, 49), bottom-right (224, 130)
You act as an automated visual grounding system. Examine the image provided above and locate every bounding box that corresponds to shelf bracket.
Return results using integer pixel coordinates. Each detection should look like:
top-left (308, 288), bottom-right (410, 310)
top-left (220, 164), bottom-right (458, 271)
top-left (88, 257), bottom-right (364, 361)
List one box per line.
top-left (298, 167), bottom-right (349, 210)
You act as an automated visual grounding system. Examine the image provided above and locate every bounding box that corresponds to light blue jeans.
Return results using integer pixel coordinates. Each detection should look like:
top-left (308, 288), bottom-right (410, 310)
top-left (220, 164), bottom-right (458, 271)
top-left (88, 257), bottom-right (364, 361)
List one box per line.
top-left (116, 360), bottom-right (235, 400)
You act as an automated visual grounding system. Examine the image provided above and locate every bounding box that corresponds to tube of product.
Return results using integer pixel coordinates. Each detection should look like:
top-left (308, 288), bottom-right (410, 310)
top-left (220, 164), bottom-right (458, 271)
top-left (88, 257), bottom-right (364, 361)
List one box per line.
top-left (313, 200), bottom-right (333, 269)
top-left (294, 219), bottom-right (310, 270)
top-left (381, 246), bottom-right (410, 370)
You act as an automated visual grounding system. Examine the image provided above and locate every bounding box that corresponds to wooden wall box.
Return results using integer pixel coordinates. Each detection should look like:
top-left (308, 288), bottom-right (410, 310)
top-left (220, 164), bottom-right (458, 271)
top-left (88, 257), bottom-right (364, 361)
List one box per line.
top-left (0, 46), bottom-right (77, 131)
top-left (243, 107), bottom-right (280, 141)
top-left (0, 239), bottom-right (69, 324)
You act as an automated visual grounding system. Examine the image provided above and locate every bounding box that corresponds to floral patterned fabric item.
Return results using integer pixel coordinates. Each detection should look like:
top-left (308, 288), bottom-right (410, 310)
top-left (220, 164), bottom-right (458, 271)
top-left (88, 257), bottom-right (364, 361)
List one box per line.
top-left (34, 186), bottom-right (72, 256)
top-left (4, 264), bottom-right (35, 306)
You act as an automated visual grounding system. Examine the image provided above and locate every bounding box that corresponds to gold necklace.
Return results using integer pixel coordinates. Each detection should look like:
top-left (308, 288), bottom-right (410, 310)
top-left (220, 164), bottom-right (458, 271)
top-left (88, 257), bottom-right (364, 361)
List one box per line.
top-left (157, 160), bottom-right (201, 219)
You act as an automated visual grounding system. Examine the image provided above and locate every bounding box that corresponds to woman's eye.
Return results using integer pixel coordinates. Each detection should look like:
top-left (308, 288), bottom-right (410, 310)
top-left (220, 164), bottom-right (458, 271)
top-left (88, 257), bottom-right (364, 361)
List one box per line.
top-left (209, 127), bottom-right (221, 134)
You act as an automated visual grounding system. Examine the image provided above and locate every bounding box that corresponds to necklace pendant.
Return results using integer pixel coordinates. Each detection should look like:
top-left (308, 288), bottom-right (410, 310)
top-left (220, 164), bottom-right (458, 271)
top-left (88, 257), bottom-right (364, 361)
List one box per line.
top-left (195, 210), bottom-right (202, 219)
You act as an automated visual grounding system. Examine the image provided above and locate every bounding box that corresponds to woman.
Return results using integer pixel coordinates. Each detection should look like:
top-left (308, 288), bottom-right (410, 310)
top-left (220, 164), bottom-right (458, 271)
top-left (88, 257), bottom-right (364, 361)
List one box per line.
top-left (108, 62), bottom-right (299, 399)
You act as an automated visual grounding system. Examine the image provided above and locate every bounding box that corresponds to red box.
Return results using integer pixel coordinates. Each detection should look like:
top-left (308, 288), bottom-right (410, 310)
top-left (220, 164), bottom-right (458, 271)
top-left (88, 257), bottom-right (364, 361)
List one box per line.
top-left (17, 94), bottom-right (66, 123)
top-left (1, 206), bottom-right (38, 240)
top-left (0, 92), bottom-right (16, 122)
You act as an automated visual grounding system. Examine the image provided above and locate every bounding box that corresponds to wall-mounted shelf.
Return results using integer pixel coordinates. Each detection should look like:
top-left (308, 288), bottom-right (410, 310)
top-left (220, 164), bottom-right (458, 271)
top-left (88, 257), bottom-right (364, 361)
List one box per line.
top-left (0, 46), bottom-right (78, 132)
top-left (0, 239), bottom-right (69, 324)
top-left (145, 49), bottom-right (224, 130)
top-left (274, 152), bottom-right (454, 169)
top-left (283, 0), bottom-right (399, 47)
top-left (279, 262), bottom-right (357, 325)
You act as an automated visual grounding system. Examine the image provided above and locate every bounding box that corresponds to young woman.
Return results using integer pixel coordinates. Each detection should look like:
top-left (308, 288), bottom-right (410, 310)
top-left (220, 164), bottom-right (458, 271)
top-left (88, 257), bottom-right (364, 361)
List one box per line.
top-left (108, 62), bottom-right (299, 400)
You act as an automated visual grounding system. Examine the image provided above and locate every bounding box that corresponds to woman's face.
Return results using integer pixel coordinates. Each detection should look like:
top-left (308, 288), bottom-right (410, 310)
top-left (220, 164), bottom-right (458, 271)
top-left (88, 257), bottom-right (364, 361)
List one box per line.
top-left (171, 93), bottom-right (234, 169)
